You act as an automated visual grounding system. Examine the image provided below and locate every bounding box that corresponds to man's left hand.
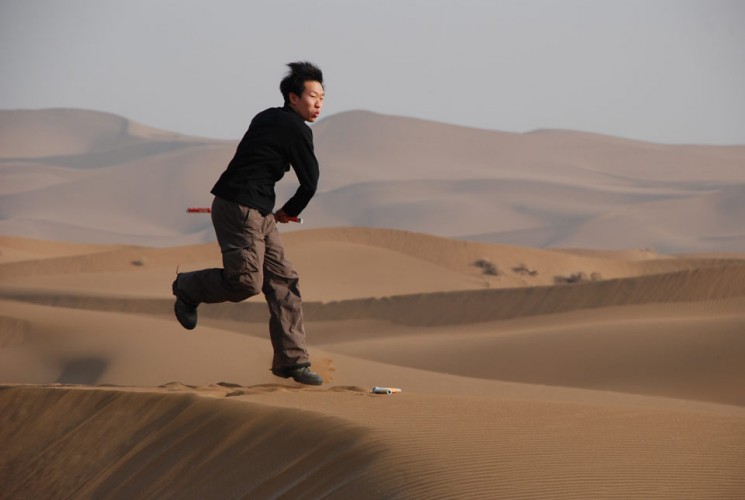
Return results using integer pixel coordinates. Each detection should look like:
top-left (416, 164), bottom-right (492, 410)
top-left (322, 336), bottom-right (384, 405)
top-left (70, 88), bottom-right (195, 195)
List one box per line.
top-left (274, 209), bottom-right (290, 223)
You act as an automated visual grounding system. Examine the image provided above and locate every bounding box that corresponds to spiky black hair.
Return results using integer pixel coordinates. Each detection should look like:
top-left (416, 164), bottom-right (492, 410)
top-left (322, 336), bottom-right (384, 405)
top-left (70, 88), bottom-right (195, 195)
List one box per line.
top-left (279, 61), bottom-right (324, 105)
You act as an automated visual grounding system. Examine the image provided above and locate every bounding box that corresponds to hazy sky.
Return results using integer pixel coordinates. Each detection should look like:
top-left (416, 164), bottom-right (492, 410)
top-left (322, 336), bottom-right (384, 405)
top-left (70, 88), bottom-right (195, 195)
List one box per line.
top-left (1, 0), bottom-right (744, 144)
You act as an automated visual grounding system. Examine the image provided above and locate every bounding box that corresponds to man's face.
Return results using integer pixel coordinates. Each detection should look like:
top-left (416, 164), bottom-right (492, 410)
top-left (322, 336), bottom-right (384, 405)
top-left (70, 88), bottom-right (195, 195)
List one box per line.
top-left (289, 81), bottom-right (324, 122)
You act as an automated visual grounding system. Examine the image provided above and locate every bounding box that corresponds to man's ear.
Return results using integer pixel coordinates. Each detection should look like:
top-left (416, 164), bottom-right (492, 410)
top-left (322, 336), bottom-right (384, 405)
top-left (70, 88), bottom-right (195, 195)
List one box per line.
top-left (288, 92), bottom-right (300, 106)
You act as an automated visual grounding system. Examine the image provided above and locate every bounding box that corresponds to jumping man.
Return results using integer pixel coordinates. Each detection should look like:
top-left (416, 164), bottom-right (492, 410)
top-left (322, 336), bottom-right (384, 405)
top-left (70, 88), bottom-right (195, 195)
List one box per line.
top-left (172, 61), bottom-right (325, 385)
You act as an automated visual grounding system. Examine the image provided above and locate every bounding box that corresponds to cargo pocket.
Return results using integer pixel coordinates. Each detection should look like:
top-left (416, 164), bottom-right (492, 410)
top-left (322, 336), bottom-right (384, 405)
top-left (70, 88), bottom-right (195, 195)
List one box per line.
top-left (222, 245), bottom-right (262, 295)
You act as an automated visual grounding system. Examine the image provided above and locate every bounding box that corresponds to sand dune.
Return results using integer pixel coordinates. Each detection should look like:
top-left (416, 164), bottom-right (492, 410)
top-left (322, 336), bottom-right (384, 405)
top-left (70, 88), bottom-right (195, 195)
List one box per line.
top-left (2, 231), bottom-right (744, 407)
top-left (558, 184), bottom-right (745, 252)
top-left (2, 108), bottom-right (744, 251)
top-left (0, 386), bottom-right (393, 499)
top-left (312, 111), bottom-right (745, 187)
top-left (3, 229), bottom-right (744, 313)
top-left (1, 382), bottom-right (744, 499)
top-left (1, 237), bottom-right (744, 498)
top-left (0, 236), bottom-right (120, 264)
top-left (0, 108), bottom-right (215, 158)
top-left (2, 107), bottom-right (745, 498)
top-left (315, 301), bottom-right (745, 406)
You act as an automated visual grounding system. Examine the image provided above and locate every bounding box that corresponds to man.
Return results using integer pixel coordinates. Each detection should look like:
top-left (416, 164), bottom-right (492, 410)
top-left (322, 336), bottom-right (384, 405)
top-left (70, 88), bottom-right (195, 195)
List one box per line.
top-left (172, 61), bottom-right (325, 386)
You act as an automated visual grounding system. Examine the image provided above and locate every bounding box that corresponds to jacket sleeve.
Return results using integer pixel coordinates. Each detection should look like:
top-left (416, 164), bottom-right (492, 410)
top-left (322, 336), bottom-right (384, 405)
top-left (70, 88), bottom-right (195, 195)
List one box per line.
top-left (280, 122), bottom-right (319, 217)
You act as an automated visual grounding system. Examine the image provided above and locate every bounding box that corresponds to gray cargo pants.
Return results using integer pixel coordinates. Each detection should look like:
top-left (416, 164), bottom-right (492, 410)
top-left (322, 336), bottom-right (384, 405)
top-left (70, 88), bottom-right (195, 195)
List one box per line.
top-left (176, 196), bottom-right (310, 373)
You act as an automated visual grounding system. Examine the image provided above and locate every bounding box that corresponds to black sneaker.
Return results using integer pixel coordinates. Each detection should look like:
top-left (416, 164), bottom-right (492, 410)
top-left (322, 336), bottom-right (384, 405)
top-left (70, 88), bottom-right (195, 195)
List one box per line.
top-left (274, 366), bottom-right (323, 386)
top-left (172, 277), bottom-right (198, 330)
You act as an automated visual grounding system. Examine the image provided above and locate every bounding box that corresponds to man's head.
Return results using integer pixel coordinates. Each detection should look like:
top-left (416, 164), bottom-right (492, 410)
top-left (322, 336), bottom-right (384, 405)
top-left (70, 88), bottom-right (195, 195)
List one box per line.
top-left (280, 61), bottom-right (325, 123)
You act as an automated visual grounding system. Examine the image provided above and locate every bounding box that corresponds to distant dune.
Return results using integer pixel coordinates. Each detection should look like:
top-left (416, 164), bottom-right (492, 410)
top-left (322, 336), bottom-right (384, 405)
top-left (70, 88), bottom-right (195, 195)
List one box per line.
top-left (2, 108), bottom-right (744, 251)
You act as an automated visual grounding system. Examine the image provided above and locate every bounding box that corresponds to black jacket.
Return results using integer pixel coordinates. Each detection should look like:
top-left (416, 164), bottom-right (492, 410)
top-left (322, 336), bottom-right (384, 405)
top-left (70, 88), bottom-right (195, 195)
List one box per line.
top-left (211, 105), bottom-right (319, 217)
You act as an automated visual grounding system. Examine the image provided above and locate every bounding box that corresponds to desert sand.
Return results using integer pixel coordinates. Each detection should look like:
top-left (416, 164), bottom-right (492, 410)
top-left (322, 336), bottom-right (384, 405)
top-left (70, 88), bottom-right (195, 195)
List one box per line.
top-left (1, 109), bottom-right (744, 498)
top-left (1, 229), bottom-right (744, 498)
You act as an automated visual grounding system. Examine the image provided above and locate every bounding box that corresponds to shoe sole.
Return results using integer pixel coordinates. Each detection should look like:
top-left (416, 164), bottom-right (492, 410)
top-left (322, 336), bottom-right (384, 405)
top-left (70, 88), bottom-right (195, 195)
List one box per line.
top-left (272, 369), bottom-right (323, 386)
